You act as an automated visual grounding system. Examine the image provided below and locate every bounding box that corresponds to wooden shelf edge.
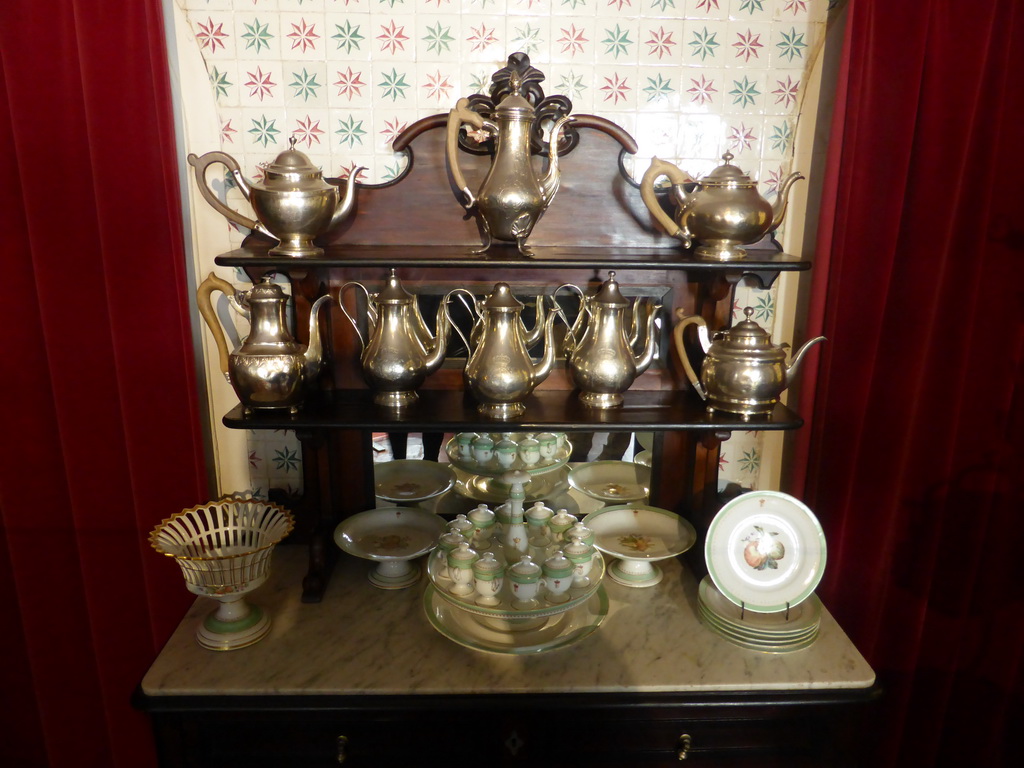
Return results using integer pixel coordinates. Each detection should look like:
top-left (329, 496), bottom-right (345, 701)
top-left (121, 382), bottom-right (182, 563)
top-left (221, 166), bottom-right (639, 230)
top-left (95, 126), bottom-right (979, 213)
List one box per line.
top-left (221, 389), bottom-right (804, 432)
top-left (214, 244), bottom-right (810, 273)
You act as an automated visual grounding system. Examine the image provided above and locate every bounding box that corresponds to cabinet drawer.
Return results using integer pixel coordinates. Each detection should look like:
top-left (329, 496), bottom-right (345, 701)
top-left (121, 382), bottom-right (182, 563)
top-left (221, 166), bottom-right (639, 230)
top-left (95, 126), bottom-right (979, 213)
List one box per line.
top-left (152, 700), bottom-right (869, 768)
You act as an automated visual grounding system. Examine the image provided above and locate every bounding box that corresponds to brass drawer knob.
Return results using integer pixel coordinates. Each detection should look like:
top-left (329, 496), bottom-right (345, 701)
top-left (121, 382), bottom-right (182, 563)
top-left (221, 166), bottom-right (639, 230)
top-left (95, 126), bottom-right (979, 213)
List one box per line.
top-left (677, 733), bottom-right (692, 760)
top-left (336, 734), bottom-right (349, 764)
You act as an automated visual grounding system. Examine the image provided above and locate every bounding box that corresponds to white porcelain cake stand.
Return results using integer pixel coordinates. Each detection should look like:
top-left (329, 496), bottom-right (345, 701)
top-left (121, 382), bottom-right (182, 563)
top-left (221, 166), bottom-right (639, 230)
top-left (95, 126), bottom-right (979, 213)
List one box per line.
top-left (334, 507), bottom-right (446, 589)
top-left (582, 504), bottom-right (696, 588)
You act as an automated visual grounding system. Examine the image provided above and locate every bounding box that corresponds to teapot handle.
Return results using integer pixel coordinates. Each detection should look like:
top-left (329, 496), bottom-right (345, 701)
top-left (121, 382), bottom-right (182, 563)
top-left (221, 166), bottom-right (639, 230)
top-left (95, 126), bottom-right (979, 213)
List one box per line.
top-left (337, 281), bottom-right (370, 349)
top-left (445, 98), bottom-right (497, 210)
top-left (672, 311), bottom-right (709, 401)
top-left (640, 157), bottom-right (695, 247)
top-left (186, 151), bottom-right (264, 235)
top-left (196, 272), bottom-right (236, 380)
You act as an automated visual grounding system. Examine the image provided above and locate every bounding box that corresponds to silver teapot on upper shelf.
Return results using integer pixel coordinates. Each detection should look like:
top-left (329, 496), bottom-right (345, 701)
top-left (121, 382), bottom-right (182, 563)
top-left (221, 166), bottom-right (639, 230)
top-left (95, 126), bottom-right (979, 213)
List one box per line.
top-left (640, 152), bottom-right (804, 261)
top-left (187, 138), bottom-right (361, 257)
top-left (673, 307), bottom-right (825, 418)
top-left (339, 270), bottom-right (451, 409)
top-left (197, 273), bottom-right (331, 413)
top-left (559, 273), bottom-right (661, 409)
top-left (446, 70), bottom-right (574, 256)
top-left (446, 283), bottom-right (561, 420)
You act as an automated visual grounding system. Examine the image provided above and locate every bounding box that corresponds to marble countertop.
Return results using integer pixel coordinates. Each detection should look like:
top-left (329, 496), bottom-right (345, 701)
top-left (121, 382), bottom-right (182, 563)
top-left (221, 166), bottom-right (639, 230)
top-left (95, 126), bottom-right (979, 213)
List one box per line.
top-left (141, 544), bottom-right (875, 698)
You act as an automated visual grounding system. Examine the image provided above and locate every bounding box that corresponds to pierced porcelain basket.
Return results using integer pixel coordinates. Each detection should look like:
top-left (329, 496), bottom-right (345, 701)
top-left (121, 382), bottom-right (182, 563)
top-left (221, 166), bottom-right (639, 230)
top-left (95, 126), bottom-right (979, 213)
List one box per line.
top-left (150, 498), bottom-right (294, 651)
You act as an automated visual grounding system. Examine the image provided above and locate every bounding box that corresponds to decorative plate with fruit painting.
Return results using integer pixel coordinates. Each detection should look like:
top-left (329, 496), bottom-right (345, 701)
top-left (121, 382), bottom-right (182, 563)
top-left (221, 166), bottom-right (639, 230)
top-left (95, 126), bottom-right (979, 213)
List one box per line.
top-left (705, 491), bottom-right (826, 613)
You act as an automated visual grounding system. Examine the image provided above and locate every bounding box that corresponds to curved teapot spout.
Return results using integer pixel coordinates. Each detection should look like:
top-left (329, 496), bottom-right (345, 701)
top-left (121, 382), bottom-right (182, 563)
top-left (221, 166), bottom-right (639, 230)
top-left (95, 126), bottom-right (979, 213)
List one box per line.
top-left (329, 167), bottom-right (364, 231)
top-left (627, 296), bottom-right (645, 349)
top-left (410, 297), bottom-right (434, 348)
top-left (303, 294), bottom-right (334, 378)
top-left (539, 115), bottom-right (576, 206)
top-left (768, 171), bottom-right (806, 233)
top-left (424, 301), bottom-right (452, 374)
top-left (523, 295), bottom-right (548, 348)
top-left (785, 334), bottom-right (826, 381)
top-left (531, 311), bottom-right (562, 386)
top-left (632, 304), bottom-right (662, 376)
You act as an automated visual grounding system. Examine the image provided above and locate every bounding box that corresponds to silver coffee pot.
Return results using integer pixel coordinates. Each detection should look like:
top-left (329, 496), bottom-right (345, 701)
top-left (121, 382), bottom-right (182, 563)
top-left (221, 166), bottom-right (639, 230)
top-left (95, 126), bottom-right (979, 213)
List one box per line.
top-left (340, 271), bottom-right (451, 408)
top-left (561, 273), bottom-right (661, 408)
top-left (197, 273), bottom-right (331, 413)
top-left (446, 72), bottom-right (573, 255)
top-left (188, 138), bottom-right (361, 257)
top-left (447, 283), bottom-right (560, 419)
top-left (640, 152), bottom-right (803, 261)
top-left (674, 307), bottom-right (825, 418)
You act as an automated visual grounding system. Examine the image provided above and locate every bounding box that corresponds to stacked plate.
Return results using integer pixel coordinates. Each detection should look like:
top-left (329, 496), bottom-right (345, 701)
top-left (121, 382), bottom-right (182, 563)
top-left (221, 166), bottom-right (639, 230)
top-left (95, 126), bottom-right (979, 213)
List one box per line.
top-left (697, 576), bottom-right (821, 652)
top-left (702, 490), bottom-right (827, 652)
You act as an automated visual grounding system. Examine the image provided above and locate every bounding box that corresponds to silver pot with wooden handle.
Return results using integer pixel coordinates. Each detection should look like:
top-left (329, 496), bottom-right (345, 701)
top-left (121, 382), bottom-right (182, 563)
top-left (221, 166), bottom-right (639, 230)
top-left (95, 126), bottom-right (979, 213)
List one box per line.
top-left (188, 138), bottom-right (361, 257)
top-left (673, 307), bottom-right (824, 418)
top-left (197, 273), bottom-right (331, 413)
top-left (641, 153), bottom-right (804, 261)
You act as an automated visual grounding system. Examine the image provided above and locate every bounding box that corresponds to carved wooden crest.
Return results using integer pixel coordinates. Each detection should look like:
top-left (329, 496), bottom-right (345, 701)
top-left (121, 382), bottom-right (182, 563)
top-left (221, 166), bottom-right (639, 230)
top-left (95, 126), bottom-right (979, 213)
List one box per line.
top-left (456, 52), bottom-right (579, 157)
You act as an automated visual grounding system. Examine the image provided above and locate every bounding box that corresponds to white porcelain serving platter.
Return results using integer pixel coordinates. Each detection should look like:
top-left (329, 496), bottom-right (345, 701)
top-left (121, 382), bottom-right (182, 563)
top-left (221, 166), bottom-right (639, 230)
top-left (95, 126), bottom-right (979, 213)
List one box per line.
top-left (334, 507), bottom-right (447, 589)
top-left (582, 504), bottom-right (697, 587)
top-left (698, 576), bottom-right (822, 638)
top-left (698, 613), bottom-right (820, 653)
top-left (452, 465), bottom-right (569, 504)
top-left (424, 584), bottom-right (608, 655)
top-left (697, 577), bottom-right (821, 652)
top-left (569, 460), bottom-right (651, 503)
top-left (704, 490), bottom-right (826, 613)
top-left (433, 479), bottom-right (580, 519)
top-left (374, 459), bottom-right (455, 503)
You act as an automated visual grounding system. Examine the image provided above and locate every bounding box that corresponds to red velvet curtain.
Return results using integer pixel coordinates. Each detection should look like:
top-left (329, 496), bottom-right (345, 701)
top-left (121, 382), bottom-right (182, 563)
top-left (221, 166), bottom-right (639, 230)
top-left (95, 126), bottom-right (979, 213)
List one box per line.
top-left (0, 2), bottom-right (208, 766)
top-left (797, 1), bottom-right (1023, 764)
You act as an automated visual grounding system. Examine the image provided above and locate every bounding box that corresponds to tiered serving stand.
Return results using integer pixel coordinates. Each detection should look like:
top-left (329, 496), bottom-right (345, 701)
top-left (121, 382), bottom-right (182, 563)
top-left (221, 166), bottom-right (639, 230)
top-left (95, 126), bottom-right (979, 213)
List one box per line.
top-left (443, 433), bottom-right (572, 501)
top-left (425, 541), bottom-right (607, 655)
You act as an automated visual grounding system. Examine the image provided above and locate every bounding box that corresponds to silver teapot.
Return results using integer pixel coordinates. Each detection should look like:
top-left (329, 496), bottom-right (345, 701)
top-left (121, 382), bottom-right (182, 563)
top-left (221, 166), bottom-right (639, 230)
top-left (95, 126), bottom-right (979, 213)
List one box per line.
top-left (446, 72), bottom-right (573, 256)
top-left (197, 273), bottom-right (331, 413)
top-left (640, 152), bottom-right (803, 261)
top-left (673, 307), bottom-right (825, 418)
top-left (339, 271), bottom-right (451, 409)
top-left (561, 273), bottom-right (661, 409)
top-left (447, 283), bottom-right (560, 419)
top-left (188, 138), bottom-right (361, 257)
